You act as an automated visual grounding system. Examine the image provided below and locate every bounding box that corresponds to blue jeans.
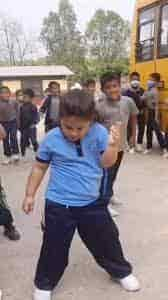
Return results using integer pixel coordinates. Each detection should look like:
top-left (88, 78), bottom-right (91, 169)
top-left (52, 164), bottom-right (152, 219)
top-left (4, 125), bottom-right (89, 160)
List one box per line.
top-left (1, 119), bottom-right (19, 157)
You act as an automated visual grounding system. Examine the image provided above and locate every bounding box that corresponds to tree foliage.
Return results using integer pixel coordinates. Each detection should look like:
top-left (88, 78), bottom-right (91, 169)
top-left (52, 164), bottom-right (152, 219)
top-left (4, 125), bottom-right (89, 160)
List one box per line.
top-left (0, 14), bottom-right (39, 66)
top-left (86, 9), bottom-right (130, 62)
top-left (40, 0), bottom-right (85, 75)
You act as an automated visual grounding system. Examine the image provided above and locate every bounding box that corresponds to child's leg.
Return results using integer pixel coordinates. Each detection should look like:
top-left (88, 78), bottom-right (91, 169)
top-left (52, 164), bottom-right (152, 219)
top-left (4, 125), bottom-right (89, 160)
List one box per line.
top-left (9, 120), bottom-right (19, 155)
top-left (146, 112), bottom-right (153, 150)
top-left (35, 201), bottom-right (76, 291)
top-left (29, 127), bottom-right (39, 152)
top-left (137, 113), bottom-right (145, 145)
top-left (0, 180), bottom-right (20, 240)
top-left (0, 208), bottom-right (13, 227)
top-left (1, 122), bottom-right (11, 158)
top-left (77, 204), bottom-right (132, 279)
top-left (152, 120), bottom-right (165, 150)
top-left (165, 133), bottom-right (168, 150)
top-left (20, 129), bottom-right (29, 156)
top-left (101, 152), bottom-right (124, 204)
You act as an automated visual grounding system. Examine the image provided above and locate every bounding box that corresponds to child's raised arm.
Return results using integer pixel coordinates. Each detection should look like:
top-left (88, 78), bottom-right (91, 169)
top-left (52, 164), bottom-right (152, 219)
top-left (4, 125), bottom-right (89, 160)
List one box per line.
top-left (22, 161), bottom-right (49, 215)
top-left (101, 125), bottom-right (120, 168)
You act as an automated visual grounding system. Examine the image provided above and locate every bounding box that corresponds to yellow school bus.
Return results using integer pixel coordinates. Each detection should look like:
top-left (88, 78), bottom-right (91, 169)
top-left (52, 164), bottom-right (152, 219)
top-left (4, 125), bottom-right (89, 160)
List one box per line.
top-left (130, 0), bottom-right (168, 131)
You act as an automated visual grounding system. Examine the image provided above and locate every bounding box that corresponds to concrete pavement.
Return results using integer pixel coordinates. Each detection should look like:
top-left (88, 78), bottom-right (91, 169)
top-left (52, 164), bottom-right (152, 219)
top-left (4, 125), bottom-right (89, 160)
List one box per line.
top-left (0, 147), bottom-right (168, 299)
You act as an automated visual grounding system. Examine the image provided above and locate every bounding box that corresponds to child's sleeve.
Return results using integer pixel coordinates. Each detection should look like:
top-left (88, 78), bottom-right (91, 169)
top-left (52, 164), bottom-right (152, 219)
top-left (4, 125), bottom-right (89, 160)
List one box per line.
top-left (128, 98), bottom-right (139, 116)
top-left (97, 125), bottom-right (109, 154)
top-left (36, 136), bottom-right (52, 164)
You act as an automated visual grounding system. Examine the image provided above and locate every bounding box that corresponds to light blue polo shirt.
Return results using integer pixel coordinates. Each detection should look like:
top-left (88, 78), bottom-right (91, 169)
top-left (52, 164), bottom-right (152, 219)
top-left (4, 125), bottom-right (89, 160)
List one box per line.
top-left (37, 123), bottom-right (108, 207)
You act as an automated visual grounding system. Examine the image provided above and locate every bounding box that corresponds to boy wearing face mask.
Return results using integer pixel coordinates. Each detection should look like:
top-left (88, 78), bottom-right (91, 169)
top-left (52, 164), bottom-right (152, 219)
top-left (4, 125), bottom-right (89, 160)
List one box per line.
top-left (143, 73), bottom-right (167, 156)
top-left (123, 72), bottom-right (145, 153)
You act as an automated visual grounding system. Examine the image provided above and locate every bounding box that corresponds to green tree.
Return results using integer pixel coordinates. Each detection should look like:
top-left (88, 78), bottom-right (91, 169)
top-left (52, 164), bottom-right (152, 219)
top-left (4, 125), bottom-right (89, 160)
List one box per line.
top-left (40, 0), bottom-right (85, 76)
top-left (86, 9), bottom-right (130, 66)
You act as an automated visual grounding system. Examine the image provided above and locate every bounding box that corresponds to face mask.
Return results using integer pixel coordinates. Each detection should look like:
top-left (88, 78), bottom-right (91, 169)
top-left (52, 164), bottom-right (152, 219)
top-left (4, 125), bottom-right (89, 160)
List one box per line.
top-left (131, 80), bottom-right (140, 89)
top-left (147, 80), bottom-right (156, 89)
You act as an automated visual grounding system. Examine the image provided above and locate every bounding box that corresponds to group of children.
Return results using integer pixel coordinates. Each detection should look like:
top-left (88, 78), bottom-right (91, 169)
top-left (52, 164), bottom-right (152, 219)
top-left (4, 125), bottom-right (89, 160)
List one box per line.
top-left (0, 87), bottom-right (39, 165)
top-left (1, 70), bottom-right (167, 300)
top-left (123, 72), bottom-right (168, 157)
top-left (22, 73), bottom-right (142, 300)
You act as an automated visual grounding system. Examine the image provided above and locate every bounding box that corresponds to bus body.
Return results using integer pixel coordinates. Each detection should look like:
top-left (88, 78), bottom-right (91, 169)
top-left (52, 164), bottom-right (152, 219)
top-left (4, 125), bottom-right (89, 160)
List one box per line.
top-left (130, 0), bottom-right (168, 131)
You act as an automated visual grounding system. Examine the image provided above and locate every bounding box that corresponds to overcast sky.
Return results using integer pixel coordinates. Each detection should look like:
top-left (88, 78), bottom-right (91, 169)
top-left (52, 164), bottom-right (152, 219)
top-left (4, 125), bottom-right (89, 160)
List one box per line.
top-left (1, 0), bottom-right (135, 32)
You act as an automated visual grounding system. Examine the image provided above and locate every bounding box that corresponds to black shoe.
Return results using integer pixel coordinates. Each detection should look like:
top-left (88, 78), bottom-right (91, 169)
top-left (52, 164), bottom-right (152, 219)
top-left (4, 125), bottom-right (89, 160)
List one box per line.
top-left (4, 225), bottom-right (21, 241)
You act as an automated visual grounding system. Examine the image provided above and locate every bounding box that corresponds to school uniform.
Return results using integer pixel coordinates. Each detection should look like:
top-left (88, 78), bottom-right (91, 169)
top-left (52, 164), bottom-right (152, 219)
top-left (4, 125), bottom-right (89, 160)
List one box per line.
top-left (0, 100), bottom-right (19, 158)
top-left (96, 96), bottom-right (138, 204)
top-left (34, 124), bottom-right (132, 291)
top-left (123, 88), bottom-right (145, 145)
top-left (40, 95), bottom-right (60, 132)
top-left (143, 88), bottom-right (165, 150)
top-left (20, 102), bottom-right (39, 156)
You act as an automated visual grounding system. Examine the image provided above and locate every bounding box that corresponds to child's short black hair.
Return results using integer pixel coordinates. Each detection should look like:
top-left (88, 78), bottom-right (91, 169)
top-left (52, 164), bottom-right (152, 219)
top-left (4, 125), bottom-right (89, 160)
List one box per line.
top-left (83, 79), bottom-right (96, 87)
top-left (48, 81), bottom-right (60, 89)
top-left (100, 73), bottom-right (121, 90)
top-left (23, 88), bottom-right (35, 98)
top-left (60, 89), bottom-right (95, 120)
top-left (0, 86), bottom-right (11, 94)
top-left (130, 72), bottom-right (140, 80)
top-left (150, 73), bottom-right (161, 82)
top-left (16, 89), bottom-right (23, 97)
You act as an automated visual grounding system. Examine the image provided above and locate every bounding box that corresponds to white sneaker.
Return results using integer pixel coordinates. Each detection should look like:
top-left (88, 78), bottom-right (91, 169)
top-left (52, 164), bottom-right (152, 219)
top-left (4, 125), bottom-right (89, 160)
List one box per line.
top-left (162, 149), bottom-right (168, 159)
top-left (0, 289), bottom-right (2, 300)
top-left (111, 196), bottom-right (122, 206)
top-left (136, 144), bottom-right (143, 153)
top-left (33, 288), bottom-right (51, 300)
top-left (2, 158), bottom-right (11, 165)
top-left (143, 149), bottom-right (152, 155)
top-left (12, 154), bottom-right (20, 163)
top-left (22, 156), bottom-right (28, 163)
top-left (119, 274), bottom-right (140, 292)
top-left (108, 205), bottom-right (119, 217)
top-left (129, 148), bottom-right (135, 154)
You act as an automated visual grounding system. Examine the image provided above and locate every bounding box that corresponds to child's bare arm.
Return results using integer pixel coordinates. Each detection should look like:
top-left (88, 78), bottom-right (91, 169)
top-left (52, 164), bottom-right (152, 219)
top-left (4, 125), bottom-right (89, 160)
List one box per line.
top-left (22, 161), bottom-right (49, 214)
top-left (101, 125), bottom-right (120, 168)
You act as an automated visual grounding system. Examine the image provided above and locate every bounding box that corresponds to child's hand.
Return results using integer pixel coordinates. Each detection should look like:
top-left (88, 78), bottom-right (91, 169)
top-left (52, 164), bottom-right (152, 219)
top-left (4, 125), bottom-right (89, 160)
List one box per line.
top-left (109, 123), bottom-right (121, 147)
top-left (22, 196), bottom-right (35, 215)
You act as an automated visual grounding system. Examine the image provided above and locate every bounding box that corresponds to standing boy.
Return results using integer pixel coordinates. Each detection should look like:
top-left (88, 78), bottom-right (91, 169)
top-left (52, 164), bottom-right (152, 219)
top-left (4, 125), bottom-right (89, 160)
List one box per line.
top-left (0, 124), bottom-right (20, 300)
top-left (0, 124), bottom-right (20, 241)
top-left (40, 81), bottom-right (61, 132)
top-left (82, 79), bottom-right (96, 97)
top-left (23, 90), bottom-right (140, 300)
top-left (19, 89), bottom-right (39, 160)
top-left (0, 86), bottom-right (20, 165)
top-left (123, 72), bottom-right (145, 152)
top-left (142, 73), bottom-right (167, 156)
top-left (97, 73), bottom-right (138, 216)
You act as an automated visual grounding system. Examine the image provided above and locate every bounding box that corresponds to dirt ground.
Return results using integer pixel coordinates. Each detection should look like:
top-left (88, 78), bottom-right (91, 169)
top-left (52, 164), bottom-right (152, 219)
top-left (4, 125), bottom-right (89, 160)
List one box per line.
top-left (0, 138), bottom-right (168, 300)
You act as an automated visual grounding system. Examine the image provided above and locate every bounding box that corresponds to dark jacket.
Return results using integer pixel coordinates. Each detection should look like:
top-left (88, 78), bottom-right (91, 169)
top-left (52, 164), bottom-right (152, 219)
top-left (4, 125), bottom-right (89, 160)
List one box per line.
top-left (40, 95), bottom-right (61, 127)
top-left (122, 88), bottom-right (144, 111)
top-left (20, 102), bottom-right (39, 130)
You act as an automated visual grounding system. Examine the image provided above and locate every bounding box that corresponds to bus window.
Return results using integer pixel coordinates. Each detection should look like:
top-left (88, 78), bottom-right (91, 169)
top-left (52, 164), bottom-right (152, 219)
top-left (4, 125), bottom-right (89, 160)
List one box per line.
top-left (136, 7), bottom-right (156, 61)
top-left (159, 4), bottom-right (168, 57)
